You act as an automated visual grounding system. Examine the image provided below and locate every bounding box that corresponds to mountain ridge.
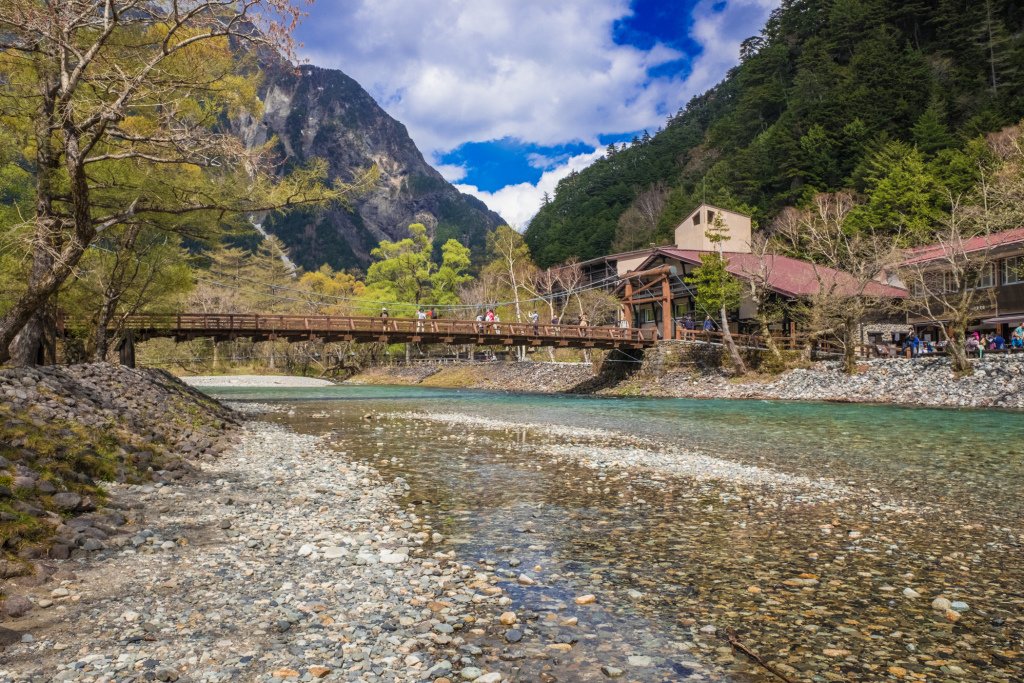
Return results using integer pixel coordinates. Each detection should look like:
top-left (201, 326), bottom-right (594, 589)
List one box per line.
top-left (237, 62), bottom-right (506, 271)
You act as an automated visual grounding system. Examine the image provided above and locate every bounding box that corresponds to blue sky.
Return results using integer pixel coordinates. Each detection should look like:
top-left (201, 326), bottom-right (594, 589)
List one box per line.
top-left (296, 1), bottom-right (779, 226)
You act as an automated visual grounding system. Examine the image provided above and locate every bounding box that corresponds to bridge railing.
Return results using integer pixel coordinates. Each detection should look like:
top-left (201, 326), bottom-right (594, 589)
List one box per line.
top-left (124, 313), bottom-right (658, 345)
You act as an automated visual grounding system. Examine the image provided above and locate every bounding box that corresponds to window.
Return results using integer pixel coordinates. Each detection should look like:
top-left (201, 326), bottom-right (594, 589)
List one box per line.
top-left (693, 211), bottom-right (701, 225)
top-left (942, 272), bottom-right (960, 293)
top-left (641, 307), bottom-right (655, 323)
top-left (1004, 256), bottom-right (1024, 285)
top-left (707, 210), bottom-right (715, 223)
top-left (673, 301), bottom-right (690, 318)
top-left (970, 264), bottom-right (994, 290)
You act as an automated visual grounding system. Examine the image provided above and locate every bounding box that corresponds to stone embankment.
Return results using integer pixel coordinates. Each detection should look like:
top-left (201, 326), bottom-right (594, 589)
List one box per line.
top-left (610, 345), bottom-right (1024, 409)
top-left (348, 361), bottom-right (596, 394)
top-left (347, 347), bottom-right (1024, 409)
top-left (1, 364), bottom-right (239, 580)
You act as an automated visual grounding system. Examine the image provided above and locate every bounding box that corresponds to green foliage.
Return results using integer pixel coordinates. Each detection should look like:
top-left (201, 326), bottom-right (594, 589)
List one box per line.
top-left (431, 239), bottom-right (473, 305)
top-left (525, 0), bottom-right (1024, 266)
top-left (846, 141), bottom-right (945, 241)
top-left (365, 223), bottom-right (434, 305)
top-left (686, 252), bottom-right (742, 318)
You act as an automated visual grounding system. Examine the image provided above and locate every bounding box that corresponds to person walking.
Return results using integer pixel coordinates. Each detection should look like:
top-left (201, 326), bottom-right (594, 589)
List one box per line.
top-left (380, 307), bottom-right (390, 332)
top-left (416, 307), bottom-right (426, 332)
top-left (702, 315), bottom-right (714, 332)
top-left (1012, 322), bottom-right (1024, 350)
top-left (529, 310), bottom-right (540, 335)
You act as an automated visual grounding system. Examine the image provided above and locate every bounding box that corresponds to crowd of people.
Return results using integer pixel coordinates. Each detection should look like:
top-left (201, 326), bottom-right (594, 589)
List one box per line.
top-left (897, 323), bottom-right (1024, 358)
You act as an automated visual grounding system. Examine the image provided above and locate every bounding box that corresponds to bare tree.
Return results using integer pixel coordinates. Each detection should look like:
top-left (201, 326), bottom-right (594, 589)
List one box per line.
top-left (612, 182), bottom-right (668, 252)
top-left (740, 234), bottom-right (786, 366)
top-left (774, 193), bottom-right (902, 374)
top-left (0, 0), bottom-right (363, 364)
top-left (898, 198), bottom-right (999, 373)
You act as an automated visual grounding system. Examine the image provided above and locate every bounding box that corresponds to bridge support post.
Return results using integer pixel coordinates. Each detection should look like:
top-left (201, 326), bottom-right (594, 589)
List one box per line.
top-left (117, 330), bottom-right (136, 368)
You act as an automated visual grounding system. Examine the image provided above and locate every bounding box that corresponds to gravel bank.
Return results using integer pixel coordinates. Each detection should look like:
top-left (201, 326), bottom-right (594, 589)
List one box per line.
top-left (0, 421), bottom-right (523, 683)
top-left (182, 375), bottom-right (335, 388)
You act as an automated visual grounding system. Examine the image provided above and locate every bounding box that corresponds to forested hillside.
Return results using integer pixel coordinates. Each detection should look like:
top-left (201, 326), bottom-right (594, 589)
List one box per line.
top-left (525, 0), bottom-right (1024, 267)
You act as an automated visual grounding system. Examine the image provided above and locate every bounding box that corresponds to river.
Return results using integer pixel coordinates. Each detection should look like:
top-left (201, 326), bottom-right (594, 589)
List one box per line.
top-left (202, 384), bottom-right (1024, 682)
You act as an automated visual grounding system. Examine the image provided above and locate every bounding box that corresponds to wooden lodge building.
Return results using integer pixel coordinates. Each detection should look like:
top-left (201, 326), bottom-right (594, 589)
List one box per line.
top-left (901, 226), bottom-right (1024, 341)
top-left (578, 204), bottom-right (906, 340)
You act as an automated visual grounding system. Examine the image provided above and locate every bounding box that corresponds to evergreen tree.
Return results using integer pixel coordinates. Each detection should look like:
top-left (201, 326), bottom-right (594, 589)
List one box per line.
top-left (911, 100), bottom-right (955, 156)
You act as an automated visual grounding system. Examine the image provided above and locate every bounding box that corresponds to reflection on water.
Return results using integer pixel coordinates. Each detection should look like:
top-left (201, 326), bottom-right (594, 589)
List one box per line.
top-left (205, 384), bottom-right (1024, 682)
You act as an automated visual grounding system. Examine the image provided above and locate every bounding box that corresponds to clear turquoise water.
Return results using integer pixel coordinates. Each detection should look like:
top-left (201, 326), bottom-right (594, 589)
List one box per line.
top-left (206, 384), bottom-right (1024, 515)
top-left (201, 384), bottom-right (1024, 682)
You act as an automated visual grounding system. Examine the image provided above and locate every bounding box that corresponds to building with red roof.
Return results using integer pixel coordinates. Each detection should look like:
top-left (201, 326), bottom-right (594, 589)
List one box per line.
top-left (576, 204), bottom-right (906, 342)
top-left (900, 226), bottom-right (1024, 339)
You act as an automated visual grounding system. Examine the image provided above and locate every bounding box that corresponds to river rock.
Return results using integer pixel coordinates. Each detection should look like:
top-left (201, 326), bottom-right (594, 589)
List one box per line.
top-left (1, 595), bottom-right (33, 618)
top-left (50, 492), bottom-right (83, 511)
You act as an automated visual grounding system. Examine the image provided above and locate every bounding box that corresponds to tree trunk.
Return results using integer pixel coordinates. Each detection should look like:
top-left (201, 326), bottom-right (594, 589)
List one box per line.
top-left (758, 316), bottom-right (783, 365)
top-left (842, 317), bottom-right (858, 375)
top-left (93, 298), bottom-right (118, 361)
top-left (5, 90), bottom-right (60, 366)
top-left (719, 304), bottom-right (747, 374)
top-left (943, 325), bottom-right (971, 374)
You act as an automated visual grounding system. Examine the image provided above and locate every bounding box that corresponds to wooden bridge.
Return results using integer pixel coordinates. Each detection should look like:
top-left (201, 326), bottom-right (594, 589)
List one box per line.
top-left (123, 313), bottom-right (657, 351)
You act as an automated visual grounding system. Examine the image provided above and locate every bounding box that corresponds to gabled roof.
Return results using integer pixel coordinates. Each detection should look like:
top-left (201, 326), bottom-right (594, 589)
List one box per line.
top-left (577, 247), bottom-right (659, 269)
top-left (632, 248), bottom-right (906, 299)
top-left (683, 203), bottom-right (751, 219)
top-left (900, 227), bottom-right (1024, 266)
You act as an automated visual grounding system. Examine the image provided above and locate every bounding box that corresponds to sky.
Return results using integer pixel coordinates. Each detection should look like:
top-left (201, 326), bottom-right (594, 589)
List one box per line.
top-left (296, 0), bottom-right (780, 228)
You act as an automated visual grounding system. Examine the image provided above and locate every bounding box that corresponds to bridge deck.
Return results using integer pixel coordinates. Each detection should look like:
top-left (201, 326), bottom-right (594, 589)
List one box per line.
top-left (125, 313), bottom-right (656, 350)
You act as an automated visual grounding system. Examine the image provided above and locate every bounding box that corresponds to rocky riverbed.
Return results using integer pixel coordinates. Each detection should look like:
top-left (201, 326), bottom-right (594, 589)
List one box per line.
top-left (0, 419), bottom-right (538, 682)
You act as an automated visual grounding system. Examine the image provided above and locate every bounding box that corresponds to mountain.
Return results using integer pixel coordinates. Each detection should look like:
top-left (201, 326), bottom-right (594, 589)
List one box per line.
top-left (235, 63), bottom-right (506, 271)
top-left (525, 0), bottom-right (1024, 268)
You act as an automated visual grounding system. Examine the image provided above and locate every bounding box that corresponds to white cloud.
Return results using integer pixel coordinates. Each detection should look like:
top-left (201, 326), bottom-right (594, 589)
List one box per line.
top-left (298, 0), bottom-right (780, 220)
top-left (455, 149), bottom-right (606, 229)
top-left (434, 163), bottom-right (468, 183)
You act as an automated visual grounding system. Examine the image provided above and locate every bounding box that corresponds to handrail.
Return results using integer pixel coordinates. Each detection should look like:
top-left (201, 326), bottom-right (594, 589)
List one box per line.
top-left (123, 313), bottom-right (653, 345)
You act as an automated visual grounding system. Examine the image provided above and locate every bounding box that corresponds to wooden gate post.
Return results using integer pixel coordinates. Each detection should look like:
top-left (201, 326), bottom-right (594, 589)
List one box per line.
top-left (661, 276), bottom-right (673, 340)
